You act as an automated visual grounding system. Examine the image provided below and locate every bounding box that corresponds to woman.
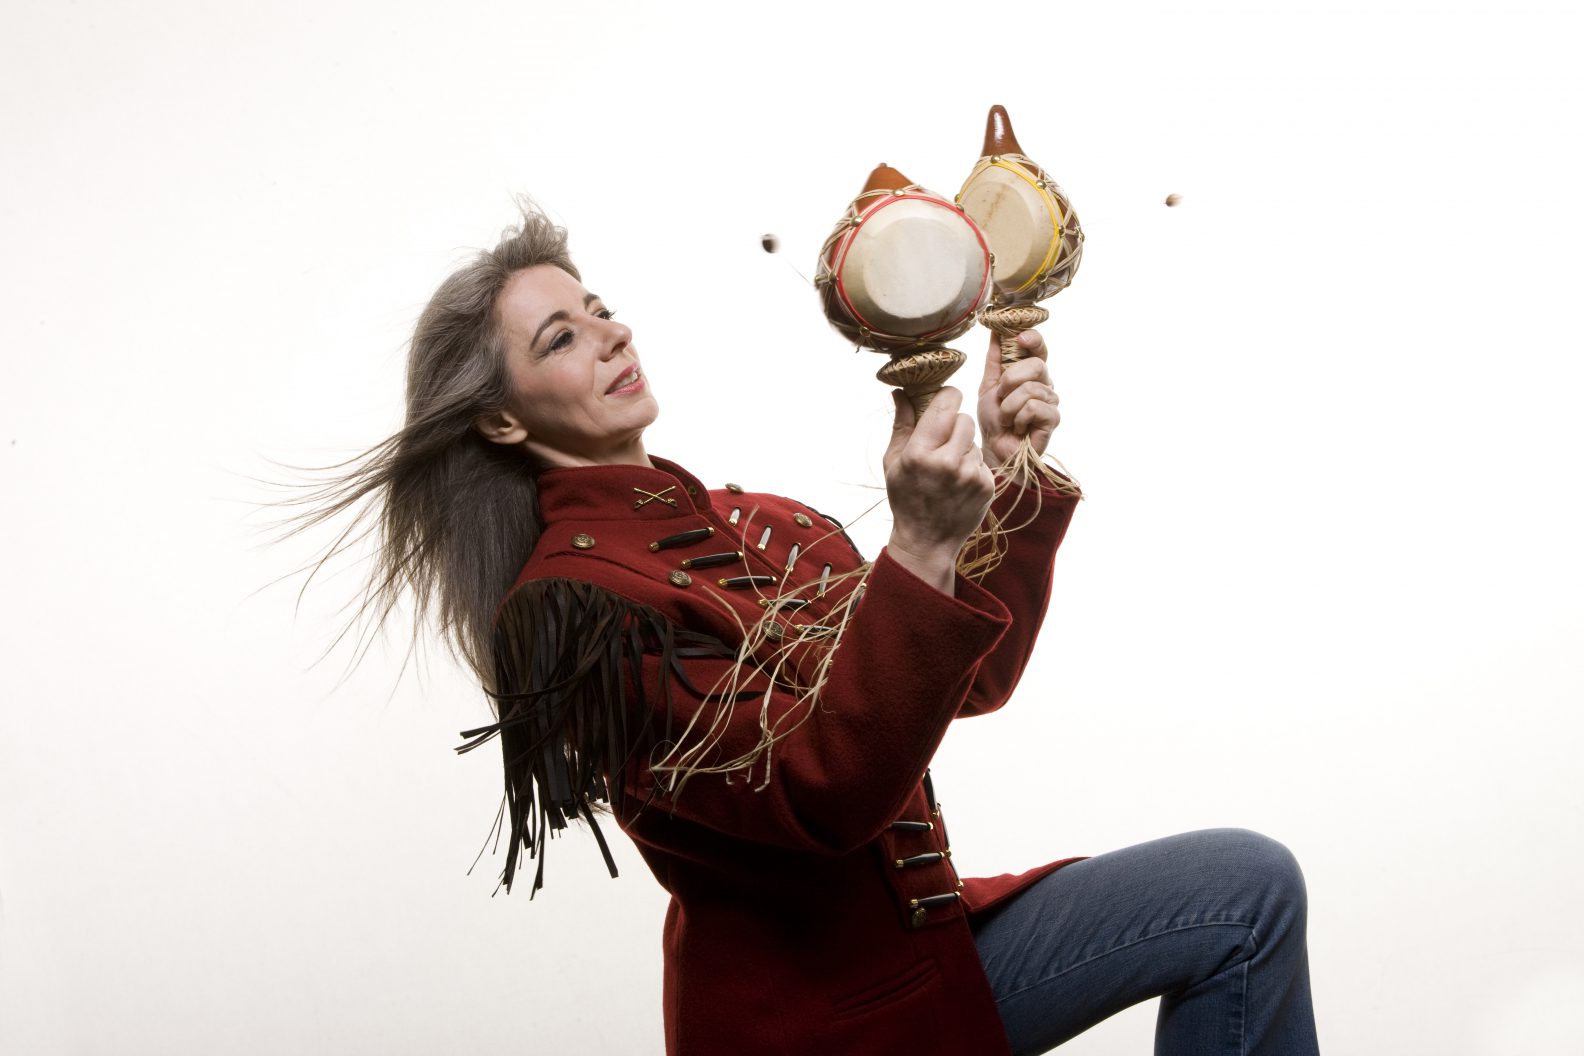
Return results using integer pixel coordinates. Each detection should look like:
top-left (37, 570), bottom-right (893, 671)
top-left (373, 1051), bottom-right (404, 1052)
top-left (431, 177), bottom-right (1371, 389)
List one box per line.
top-left (293, 202), bottom-right (1318, 1055)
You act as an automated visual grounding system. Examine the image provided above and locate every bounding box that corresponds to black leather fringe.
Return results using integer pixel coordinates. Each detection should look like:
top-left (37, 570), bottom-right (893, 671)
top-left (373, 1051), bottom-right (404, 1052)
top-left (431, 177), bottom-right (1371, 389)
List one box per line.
top-left (456, 577), bottom-right (743, 896)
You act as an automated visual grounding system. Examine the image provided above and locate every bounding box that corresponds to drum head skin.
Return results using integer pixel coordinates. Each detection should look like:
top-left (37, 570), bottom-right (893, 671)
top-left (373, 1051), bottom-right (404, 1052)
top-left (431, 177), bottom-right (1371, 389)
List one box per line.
top-left (958, 164), bottom-right (1058, 295)
top-left (817, 163), bottom-right (990, 352)
top-left (835, 196), bottom-right (989, 338)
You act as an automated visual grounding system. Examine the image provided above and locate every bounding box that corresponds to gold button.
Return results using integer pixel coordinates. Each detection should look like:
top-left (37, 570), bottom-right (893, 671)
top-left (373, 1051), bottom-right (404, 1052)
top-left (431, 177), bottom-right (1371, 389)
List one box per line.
top-left (793, 513), bottom-right (813, 528)
top-left (765, 623), bottom-right (784, 642)
top-left (668, 570), bottom-right (692, 588)
top-left (571, 533), bottom-right (595, 550)
top-left (686, 485), bottom-right (698, 495)
top-left (725, 482), bottom-right (744, 494)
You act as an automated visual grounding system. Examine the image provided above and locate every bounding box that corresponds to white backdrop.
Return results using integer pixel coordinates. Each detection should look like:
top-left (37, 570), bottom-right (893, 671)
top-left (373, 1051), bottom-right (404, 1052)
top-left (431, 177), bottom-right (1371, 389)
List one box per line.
top-left (3, 1), bottom-right (1581, 1053)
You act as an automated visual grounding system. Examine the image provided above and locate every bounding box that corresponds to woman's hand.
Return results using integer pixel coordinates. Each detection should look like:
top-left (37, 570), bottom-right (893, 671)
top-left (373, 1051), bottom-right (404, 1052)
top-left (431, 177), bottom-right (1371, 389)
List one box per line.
top-left (882, 386), bottom-right (996, 593)
top-left (977, 328), bottom-right (1062, 466)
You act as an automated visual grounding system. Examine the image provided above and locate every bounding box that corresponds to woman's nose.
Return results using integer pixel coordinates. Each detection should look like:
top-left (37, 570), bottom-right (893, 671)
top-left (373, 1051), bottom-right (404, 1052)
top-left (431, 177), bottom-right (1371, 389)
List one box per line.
top-left (600, 318), bottom-right (633, 357)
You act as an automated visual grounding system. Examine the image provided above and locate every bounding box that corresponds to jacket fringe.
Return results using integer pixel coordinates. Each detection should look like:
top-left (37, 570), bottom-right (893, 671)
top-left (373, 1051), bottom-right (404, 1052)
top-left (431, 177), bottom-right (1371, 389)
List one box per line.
top-left (455, 577), bottom-right (743, 896)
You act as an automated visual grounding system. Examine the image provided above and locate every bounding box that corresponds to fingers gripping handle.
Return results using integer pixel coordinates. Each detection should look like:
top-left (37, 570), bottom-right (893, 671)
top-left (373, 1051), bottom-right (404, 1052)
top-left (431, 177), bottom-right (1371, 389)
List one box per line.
top-left (876, 345), bottom-right (968, 419)
top-left (982, 304), bottom-right (1050, 365)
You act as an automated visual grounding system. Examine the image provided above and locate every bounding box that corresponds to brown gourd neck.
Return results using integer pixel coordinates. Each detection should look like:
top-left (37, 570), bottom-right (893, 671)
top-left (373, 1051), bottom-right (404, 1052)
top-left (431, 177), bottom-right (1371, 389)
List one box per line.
top-left (982, 104), bottom-right (1025, 157)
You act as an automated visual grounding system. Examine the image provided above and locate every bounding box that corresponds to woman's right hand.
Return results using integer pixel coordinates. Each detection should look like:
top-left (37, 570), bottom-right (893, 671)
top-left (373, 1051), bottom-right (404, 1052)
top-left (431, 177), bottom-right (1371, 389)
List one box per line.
top-left (882, 386), bottom-right (995, 593)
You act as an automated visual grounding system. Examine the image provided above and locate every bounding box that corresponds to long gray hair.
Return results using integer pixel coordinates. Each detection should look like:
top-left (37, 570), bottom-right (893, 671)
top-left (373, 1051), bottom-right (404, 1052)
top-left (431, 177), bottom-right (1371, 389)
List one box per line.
top-left (275, 200), bottom-right (578, 687)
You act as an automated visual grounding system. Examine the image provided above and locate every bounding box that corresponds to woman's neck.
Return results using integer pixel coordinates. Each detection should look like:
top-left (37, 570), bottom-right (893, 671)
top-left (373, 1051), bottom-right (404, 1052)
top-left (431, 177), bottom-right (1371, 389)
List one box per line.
top-left (526, 436), bottom-right (652, 469)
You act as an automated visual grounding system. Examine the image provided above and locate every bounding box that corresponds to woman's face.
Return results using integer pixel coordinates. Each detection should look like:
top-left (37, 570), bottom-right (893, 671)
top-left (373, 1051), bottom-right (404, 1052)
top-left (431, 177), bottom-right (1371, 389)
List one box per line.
top-left (487, 264), bottom-right (658, 466)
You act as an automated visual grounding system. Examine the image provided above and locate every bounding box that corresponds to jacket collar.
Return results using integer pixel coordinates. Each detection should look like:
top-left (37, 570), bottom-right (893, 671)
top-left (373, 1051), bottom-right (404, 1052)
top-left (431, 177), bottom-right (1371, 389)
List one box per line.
top-left (534, 455), bottom-right (714, 524)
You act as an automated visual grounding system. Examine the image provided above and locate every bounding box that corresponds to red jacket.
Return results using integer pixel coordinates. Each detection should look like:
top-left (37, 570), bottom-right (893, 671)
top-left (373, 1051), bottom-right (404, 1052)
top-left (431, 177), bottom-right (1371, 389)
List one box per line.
top-left (483, 456), bottom-right (1081, 1055)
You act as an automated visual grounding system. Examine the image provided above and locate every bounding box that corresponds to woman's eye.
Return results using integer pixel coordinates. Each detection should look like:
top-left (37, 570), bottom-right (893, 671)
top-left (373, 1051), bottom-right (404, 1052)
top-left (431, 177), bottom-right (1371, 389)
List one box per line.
top-left (542, 309), bottom-right (614, 356)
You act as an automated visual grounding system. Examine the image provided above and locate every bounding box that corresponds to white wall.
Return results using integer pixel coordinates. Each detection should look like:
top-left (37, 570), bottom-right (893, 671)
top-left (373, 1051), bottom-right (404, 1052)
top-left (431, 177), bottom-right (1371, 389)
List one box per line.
top-left (3, 1), bottom-right (1580, 1052)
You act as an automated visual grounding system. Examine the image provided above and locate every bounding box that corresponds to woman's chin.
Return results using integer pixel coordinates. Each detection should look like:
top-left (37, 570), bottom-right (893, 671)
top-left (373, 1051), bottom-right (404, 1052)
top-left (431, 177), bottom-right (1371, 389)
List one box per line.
top-left (615, 401), bottom-right (661, 446)
top-left (633, 392), bottom-right (660, 426)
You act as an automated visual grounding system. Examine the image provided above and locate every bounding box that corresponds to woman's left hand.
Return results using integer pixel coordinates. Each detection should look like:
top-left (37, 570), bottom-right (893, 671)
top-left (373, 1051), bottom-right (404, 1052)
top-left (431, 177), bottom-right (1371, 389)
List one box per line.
top-left (976, 327), bottom-right (1062, 465)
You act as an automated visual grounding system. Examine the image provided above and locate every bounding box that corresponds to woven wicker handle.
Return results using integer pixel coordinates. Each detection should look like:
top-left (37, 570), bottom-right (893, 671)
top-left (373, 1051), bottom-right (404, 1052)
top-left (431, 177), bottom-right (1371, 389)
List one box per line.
top-left (982, 304), bottom-right (1050, 365)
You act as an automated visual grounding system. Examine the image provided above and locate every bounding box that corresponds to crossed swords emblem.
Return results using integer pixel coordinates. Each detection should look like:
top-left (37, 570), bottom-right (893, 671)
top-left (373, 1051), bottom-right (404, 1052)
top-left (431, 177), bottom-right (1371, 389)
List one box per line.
top-left (632, 485), bottom-right (678, 510)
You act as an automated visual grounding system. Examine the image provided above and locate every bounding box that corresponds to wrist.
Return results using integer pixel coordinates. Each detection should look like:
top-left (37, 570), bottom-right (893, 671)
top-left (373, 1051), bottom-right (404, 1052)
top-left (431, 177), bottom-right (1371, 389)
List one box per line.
top-left (884, 533), bottom-right (958, 595)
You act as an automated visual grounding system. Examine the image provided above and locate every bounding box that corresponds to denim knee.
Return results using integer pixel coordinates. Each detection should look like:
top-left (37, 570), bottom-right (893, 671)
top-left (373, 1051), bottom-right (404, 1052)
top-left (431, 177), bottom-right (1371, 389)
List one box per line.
top-left (1209, 827), bottom-right (1308, 933)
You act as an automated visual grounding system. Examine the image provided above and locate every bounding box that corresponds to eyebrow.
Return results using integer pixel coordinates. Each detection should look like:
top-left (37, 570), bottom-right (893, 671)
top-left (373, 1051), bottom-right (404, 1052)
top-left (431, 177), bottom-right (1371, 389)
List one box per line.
top-left (531, 292), bottom-right (602, 353)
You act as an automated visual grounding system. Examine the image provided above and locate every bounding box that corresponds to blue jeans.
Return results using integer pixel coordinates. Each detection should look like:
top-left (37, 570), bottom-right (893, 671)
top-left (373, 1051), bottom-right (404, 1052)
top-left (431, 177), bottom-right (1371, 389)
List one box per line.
top-left (971, 829), bottom-right (1318, 1055)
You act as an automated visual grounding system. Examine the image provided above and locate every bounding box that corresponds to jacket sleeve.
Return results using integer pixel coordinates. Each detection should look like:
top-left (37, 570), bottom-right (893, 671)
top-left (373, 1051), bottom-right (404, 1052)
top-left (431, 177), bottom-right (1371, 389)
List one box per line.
top-left (619, 547), bottom-right (1013, 856)
top-left (957, 479), bottom-right (1079, 717)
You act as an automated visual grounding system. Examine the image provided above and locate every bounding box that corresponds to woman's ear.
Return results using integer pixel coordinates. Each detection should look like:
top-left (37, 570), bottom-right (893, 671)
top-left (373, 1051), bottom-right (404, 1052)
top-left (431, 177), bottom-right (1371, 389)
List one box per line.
top-left (473, 409), bottom-right (529, 446)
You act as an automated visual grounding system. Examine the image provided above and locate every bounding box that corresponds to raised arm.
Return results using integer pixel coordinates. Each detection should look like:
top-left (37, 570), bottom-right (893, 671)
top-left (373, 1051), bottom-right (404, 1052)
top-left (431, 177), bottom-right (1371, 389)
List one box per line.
top-left (959, 325), bottom-right (1080, 715)
top-left (956, 481), bottom-right (1077, 716)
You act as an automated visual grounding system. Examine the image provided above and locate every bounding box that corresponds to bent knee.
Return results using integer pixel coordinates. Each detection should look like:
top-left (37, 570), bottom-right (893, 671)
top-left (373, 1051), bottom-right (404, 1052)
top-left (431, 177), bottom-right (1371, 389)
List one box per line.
top-left (1203, 827), bottom-right (1308, 920)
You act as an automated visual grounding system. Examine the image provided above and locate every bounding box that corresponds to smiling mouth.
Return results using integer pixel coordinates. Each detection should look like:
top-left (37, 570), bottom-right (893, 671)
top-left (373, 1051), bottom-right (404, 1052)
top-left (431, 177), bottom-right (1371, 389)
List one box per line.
top-left (606, 366), bottom-right (643, 394)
